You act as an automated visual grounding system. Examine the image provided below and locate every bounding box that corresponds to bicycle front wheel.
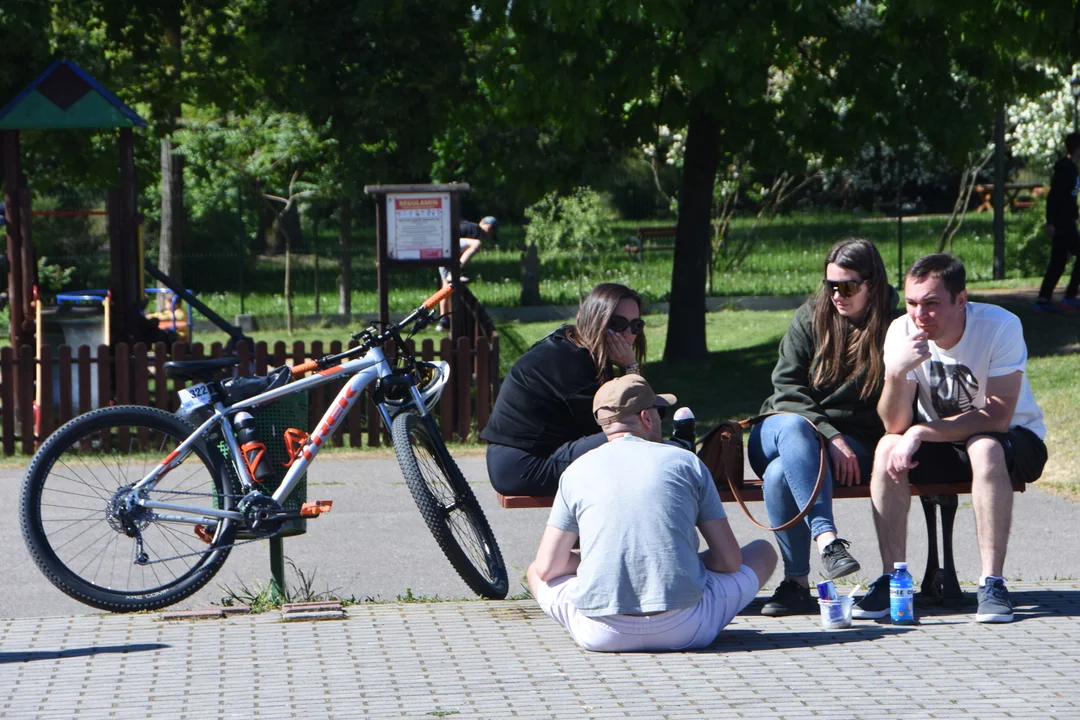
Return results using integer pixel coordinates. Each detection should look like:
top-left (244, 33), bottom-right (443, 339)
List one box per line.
top-left (20, 405), bottom-right (238, 612)
top-left (392, 412), bottom-right (509, 599)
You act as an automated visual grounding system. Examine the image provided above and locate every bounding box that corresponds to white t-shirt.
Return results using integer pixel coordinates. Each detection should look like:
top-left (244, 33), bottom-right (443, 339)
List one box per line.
top-left (546, 435), bottom-right (727, 617)
top-left (884, 301), bottom-right (1045, 439)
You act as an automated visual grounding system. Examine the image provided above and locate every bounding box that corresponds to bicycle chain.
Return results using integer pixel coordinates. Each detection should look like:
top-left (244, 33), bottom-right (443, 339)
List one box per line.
top-left (131, 489), bottom-right (280, 565)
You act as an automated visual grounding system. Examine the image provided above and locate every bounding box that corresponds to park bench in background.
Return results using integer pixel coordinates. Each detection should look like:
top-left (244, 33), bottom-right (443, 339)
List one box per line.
top-left (496, 467), bottom-right (1027, 607)
top-left (624, 225), bottom-right (678, 261)
top-left (974, 183), bottom-right (1047, 212)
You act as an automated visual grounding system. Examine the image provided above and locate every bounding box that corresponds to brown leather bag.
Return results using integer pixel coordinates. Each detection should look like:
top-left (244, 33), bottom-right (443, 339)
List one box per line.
top-left (696, 413), bottom-right (826, 532)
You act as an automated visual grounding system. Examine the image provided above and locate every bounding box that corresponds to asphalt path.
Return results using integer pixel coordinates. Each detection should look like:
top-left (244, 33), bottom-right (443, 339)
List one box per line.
top-left (3, 452), bottom-right (1080, 619)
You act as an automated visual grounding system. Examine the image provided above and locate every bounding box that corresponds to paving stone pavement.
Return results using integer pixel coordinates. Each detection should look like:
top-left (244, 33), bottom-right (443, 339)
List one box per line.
top-left (2, 582), bottom-right (1079, 719)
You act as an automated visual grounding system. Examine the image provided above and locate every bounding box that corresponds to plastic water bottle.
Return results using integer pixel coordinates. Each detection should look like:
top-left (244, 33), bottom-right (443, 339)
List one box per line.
top-left (672, 407), bottom-right (695, 450)
top-left (234, 412), bottom-right (274, 484)
top-left (890, 561), bottom-right (916, 625)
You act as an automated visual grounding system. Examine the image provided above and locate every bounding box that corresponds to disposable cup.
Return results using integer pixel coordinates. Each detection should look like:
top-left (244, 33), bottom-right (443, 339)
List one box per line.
top-left (818, 596), bottom-right (854, 630)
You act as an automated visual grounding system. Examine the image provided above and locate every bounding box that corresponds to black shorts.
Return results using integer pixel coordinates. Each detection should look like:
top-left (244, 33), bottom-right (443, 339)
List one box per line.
top-left (908, 426), bottom-right (1047, 486)
top-left (486, 432), bottom-right (608, 496)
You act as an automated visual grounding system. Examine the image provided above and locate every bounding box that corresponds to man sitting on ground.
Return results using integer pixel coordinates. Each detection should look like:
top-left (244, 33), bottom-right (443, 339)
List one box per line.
top-left (855, 254), bottom-right (1047, 624)
top-left (528, 374), bottom-right (777, 651)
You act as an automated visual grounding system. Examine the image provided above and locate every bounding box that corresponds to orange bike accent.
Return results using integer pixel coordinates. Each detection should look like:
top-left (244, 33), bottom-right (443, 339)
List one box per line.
top-left (194, 525), bottom-right (213, 544)
top-left (300, 500), bottom-right (333, 517)
top-left (291, 359), bottom-right (320, 377)
top-left (241, 442), bottom-right (268, 482)
top-left (282, 428), bottom-right (310, 466)
top-left (422, 285), bottom-right (454, 309)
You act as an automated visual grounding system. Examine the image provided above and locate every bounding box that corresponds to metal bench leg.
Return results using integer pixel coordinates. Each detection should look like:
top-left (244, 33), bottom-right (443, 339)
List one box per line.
top-left (938, 494), bottom-right (966, 606)
top-left (918, 495), bottom-right (942, 602)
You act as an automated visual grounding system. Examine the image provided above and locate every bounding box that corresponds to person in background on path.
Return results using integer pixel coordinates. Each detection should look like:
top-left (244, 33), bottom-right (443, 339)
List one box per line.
top-left (856, 254), bottom-right (1047, 623)
top-left (482, 283), bottom-right (645, 497)
top-left (1034, 132), bottom-right (1080, 313)
top-left (528, 374), bottom-right (777, 652)
top-left (437, 216), bottom-right (497, 331)
top-left (750, 238), bottom-right (899, 616)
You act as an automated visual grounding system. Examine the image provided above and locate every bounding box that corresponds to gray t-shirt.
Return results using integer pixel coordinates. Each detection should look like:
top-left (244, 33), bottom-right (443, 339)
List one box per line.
top-left (547, 435), bottom-right (727, 617)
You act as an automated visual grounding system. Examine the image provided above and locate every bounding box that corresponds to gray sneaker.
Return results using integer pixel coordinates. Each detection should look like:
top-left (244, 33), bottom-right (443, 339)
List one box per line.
top-left (820, 538), bottom-right (860, 580)
top-left (976, 578), bottom-right (1014, 623)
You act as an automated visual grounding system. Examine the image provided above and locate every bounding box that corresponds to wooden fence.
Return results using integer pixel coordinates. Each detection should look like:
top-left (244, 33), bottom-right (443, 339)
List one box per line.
top-left (0, 334), bottom-right (499, 456)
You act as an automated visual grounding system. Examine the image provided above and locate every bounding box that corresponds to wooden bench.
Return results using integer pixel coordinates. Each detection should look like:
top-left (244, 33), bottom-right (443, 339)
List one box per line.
top-left (624, 225), bottom-right (677, 261)
top-left (497, 475), bottom-right (1026, 606)
top-left (974, 183), bottom-right (1047, 213)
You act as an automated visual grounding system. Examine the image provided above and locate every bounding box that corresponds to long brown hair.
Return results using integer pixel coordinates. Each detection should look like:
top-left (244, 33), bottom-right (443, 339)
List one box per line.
top-left (566, 283), bottom-right (646, 381)
top-left (810, 239), bottom-right (890, 399)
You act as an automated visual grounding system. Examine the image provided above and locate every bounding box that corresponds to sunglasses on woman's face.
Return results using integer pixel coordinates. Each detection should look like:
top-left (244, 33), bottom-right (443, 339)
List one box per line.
top-left (823, 278), bottom-right (866, 298)
top-left (609, 315), bottom-right (645, 334)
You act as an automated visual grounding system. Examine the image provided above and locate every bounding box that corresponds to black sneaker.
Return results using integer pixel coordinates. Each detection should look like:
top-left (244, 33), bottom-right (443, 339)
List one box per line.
top-left (761, 579), bottom-right (818, 617)
top-left (852, 574), bottom-right (891, 619)
top-left (820, 538), bottom-right (861, 580)
top-left (976, 578), bottom-right (1014, 623)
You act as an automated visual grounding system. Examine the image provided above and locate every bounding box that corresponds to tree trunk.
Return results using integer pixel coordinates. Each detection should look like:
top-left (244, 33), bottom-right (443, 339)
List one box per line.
top-left (158, 142), bottom-right (184, 310)
top-left (283, 218), bottom-right (293, 334)
top-left (313, 212), bottom-right (320, 314)
top-left (992, 104), bottom-right (1006, 280)
top-left (663, 105), bottom-right (720, 363)
top-left (520, 243), bottom-right (541, 305)
top-left (338, 196), bottom-right (352, 314)
top-left (158, 10), bottom-right (183, 312)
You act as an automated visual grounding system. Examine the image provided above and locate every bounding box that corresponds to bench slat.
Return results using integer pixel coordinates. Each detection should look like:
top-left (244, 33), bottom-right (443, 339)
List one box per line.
top-left (496, 478), bottom-right (1024, 509)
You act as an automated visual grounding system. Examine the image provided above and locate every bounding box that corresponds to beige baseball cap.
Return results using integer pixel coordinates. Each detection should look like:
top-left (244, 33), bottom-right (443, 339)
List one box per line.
top-left (592, 374), bottom-right (677, 427)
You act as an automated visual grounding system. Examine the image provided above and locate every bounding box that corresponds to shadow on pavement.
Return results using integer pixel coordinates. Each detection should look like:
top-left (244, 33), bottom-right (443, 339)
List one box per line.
top-left (706, 625), bottom-right (913, 652)
top-left (0, 643), bottom-right (169, 664)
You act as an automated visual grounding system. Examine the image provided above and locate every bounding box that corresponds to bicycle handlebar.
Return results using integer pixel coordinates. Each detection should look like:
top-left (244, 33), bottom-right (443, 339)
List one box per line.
top-left (289, 285), bottom-right (454, 377)
top-left (291, 360), bottom-right (321, 377)
top-left (422, 285), bottom-right (453, 310)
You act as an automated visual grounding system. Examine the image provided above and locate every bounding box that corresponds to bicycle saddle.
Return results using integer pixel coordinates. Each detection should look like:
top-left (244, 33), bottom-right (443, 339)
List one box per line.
top-left (163, 357), bottom-right (241, 382)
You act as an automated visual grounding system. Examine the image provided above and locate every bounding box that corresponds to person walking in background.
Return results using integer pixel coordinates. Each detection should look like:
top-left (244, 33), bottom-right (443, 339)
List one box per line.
top-left (749, 238), bottom-right (899, 616)
top-left (528, 374), bottom-right (777, 652)
top-left (1034, 132), bottom-right (1080, 313)
top-left (857, 254), bottom-right (1046, 623)
top-left (437, 216), bottom-right (497, 330)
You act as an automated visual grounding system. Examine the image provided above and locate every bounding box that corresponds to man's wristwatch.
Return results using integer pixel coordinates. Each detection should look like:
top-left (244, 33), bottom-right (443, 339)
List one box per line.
top-left (623, 361), bottom-right (641, 375)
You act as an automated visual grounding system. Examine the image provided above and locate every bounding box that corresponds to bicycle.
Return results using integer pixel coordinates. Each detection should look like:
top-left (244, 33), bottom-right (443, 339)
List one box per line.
top-left (19, 286), bottom-right (509, 612)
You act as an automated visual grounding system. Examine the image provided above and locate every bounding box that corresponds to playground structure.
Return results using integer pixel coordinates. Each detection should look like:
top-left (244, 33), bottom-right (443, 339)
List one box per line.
top-left (1, 63), bottom-right (501, 473)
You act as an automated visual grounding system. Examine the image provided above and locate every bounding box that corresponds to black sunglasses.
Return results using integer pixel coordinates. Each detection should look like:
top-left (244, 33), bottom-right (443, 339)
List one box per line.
top-left (823, 278), bottom-right (866, 298)
top-left (609, 315), bottom-right (645, 334)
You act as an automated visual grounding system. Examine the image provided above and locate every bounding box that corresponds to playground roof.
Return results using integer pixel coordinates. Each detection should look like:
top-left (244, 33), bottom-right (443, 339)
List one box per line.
top-left (0, 60), bottom-right (147, 130)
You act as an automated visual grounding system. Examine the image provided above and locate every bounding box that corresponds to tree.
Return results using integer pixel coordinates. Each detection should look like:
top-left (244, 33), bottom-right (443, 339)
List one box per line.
top-left (475, 0), bottom-right (1072, 361)
top-left (177, 108), bottom-right (332, 332)
top-left (238, 0), bottom-right (474, 313)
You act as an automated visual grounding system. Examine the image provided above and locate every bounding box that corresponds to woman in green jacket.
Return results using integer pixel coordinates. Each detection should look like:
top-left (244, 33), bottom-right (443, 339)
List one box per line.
top-left (749, 238), bottom-right (897, 616)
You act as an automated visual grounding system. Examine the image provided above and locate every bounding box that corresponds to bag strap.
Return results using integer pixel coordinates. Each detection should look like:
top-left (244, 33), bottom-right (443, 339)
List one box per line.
top-left (726, 411), bottom-right (827, 533)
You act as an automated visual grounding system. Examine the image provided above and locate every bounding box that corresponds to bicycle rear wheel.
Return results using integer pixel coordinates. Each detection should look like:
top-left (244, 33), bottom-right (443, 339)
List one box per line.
top-left (20, 405), bottom-right (238, 612)
top-left (392, 412), bottom-right (509, 599)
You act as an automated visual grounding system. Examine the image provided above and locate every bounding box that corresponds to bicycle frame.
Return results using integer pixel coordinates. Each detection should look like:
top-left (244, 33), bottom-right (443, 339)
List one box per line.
top-left (131, 345), bottom-right (434, 525)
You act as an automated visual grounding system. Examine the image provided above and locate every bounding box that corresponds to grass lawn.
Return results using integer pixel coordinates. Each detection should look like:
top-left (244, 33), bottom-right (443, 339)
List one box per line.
top-left (40, 210), bottom-right (1041, 321)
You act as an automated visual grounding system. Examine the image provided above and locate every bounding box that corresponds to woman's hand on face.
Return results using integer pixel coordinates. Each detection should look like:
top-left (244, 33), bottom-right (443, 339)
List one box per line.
top-left (605, 330), bottom-right (637, 368)
top-left (827, 435), bottom-right (860, 486)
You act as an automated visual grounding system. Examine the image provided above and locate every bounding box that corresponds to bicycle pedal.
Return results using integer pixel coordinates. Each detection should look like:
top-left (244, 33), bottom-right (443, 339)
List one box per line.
top-left (194, 524), bottom-right (214, 544)
top-left (300, 500), bottom-right (333, 517)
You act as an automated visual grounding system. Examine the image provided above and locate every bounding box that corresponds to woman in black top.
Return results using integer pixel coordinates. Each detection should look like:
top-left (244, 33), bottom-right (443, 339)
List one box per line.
top-left (482, 283), bottom-right (646, 496)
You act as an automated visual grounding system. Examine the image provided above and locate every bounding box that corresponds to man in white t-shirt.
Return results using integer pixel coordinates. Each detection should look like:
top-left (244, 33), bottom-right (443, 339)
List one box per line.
top-left (527, 374), bottom-right (776, 652)
top-left (854, 254), bottom-right (1047, 624)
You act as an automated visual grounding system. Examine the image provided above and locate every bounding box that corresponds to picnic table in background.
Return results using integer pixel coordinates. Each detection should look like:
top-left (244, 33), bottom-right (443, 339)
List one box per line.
top-left (974, 183), bottom-right (1047, 212)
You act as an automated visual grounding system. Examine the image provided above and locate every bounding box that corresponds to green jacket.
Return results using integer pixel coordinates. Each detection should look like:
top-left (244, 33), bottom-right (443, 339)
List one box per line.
top-left (759, 288), bottom-right (900, 448)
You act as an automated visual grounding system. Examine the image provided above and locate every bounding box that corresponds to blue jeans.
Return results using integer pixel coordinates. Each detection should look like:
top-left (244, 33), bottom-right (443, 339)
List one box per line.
top-left (747, 414), bottom-right (873, 578)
